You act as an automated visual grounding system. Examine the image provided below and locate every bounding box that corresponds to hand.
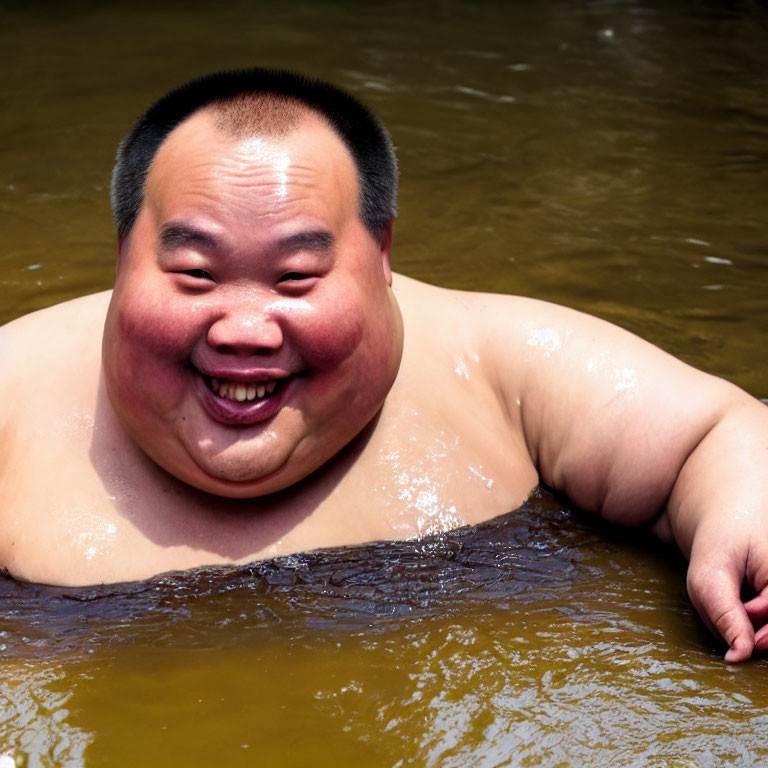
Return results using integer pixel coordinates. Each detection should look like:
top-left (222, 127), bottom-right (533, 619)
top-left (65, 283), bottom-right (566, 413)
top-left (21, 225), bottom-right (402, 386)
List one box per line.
top-left (685, 512), bottom-right (768, 662)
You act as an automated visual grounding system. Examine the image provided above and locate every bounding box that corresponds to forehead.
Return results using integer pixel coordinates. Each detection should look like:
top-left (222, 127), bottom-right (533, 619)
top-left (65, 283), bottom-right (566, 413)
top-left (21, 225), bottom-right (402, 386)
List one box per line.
top-left (145, 109), bottom-right (359, 225)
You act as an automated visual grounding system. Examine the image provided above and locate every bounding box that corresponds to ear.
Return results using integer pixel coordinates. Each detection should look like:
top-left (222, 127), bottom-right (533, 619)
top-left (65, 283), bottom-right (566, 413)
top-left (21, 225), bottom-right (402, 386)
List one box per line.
top-left (378, 220), bottom-right (394, 286)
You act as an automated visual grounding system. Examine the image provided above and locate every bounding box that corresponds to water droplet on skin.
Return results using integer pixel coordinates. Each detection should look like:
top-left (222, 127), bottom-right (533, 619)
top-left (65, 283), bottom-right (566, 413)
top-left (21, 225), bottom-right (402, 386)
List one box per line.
top-left (454, 357), bottom-right (470, 380)
top-left (613, 367), bottom-right (638, 394)
top-left (526, 327), bottom-right (569, 357)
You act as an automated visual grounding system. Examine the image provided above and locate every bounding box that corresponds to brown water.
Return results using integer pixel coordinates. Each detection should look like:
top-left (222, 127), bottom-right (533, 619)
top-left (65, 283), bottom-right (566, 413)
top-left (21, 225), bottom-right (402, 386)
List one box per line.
top-left (1, 1), bottom-right (768, 765)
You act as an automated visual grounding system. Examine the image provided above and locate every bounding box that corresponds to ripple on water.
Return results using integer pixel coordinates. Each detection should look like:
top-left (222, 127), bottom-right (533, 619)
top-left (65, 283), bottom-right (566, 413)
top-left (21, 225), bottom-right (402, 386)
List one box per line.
top-left (2, 488), bottom-right (768, 766)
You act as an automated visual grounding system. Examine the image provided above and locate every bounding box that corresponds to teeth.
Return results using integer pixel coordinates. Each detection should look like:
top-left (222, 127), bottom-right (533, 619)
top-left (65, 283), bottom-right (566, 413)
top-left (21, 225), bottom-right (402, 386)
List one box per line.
top-left (208, 376), bottom-right (282, 402)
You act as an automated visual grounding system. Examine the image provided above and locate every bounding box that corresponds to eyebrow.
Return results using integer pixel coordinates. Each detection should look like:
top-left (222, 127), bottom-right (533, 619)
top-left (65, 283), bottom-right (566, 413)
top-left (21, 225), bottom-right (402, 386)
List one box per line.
top-left (279, 230), bottom-right (335, 254)
top-left (158, 222), bottom-right (335, 257)
top-left (159, 222), bottom-right (220, 251)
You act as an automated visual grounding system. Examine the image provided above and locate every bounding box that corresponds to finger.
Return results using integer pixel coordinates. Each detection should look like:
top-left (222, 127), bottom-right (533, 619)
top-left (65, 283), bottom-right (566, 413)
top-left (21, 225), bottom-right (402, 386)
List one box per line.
top-left (723, 634), bottom-right (754, 663)
top-left (687, 557), bottom-right (755, 663)
top-left (754, 623), bottom-right (768, 655)
top-left (745, 585), bottom-right (768, 655)
top-left (744, 592), bottom-right (768, 626)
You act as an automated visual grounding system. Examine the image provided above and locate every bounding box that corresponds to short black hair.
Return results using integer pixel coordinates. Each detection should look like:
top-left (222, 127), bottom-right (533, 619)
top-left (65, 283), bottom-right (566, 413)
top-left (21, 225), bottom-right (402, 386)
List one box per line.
top-left (110, 68), bottom-right (398, 239)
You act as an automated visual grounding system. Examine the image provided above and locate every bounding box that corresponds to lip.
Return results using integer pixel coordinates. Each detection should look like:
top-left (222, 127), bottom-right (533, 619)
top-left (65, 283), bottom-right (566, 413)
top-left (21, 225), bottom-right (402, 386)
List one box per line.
top-left (194, 364), bottom-right (296, 383)
top-left (193, 369), bottom-right (298, 426)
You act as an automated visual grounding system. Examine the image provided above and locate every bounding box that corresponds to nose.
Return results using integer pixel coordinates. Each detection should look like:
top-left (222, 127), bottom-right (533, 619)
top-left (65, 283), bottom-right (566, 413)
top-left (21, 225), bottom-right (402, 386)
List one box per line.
top-left (206, 302), bottom-right (284, 356)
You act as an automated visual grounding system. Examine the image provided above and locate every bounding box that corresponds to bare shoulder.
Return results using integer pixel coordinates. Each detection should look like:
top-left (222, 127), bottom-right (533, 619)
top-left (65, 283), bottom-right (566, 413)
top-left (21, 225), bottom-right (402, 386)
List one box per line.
top-left (393, 275), bottom-right (698, 381)
top-left (0, 292), bottom-right (111, 422)
top-left (0, 291), bottom-right (111, 369)
top-left (392, 272), bottom-right (567, 335)
top-left (1, 290), bottom-right (112, 337)
top-left (391, 272), bottom-right (531, 333)
top-left (391, 273), bottom-right (574, 379)
top-left (390, 273), bottom-right (542, 416)
top-left (390, 274), bottom-right (740, 430)
top-left (0, 292), bottom-right (111, 506)
top-left (391, 273), bottom-right (500, 361)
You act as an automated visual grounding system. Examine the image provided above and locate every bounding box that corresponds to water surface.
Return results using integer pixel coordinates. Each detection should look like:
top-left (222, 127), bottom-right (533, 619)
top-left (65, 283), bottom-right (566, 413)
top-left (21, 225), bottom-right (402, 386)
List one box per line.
top-left (1, 1), bottom-right (767, 765)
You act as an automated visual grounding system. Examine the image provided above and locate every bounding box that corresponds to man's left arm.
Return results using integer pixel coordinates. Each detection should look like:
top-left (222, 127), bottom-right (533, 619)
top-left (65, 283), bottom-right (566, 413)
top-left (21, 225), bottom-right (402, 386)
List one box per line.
top-left (474, 292), bottom-right (768, 661)
top-left (664, 392), bottom-right (768, 661)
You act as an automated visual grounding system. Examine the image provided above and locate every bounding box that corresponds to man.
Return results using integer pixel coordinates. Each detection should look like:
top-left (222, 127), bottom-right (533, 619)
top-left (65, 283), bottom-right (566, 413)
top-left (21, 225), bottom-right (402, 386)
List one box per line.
top-left (1, 69), bottom-right (767, 662)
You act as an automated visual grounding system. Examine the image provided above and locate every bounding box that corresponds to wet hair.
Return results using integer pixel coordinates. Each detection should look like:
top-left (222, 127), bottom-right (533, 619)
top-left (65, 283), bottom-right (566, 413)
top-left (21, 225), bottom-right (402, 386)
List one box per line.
top-left (110, 68), bottom-right (398, 239)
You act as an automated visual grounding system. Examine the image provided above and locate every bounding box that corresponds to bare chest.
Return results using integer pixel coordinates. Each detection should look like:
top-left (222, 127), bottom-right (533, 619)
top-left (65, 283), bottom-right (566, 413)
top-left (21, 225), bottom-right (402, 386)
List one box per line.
top-left (1, 380), bottom-right (536, 586)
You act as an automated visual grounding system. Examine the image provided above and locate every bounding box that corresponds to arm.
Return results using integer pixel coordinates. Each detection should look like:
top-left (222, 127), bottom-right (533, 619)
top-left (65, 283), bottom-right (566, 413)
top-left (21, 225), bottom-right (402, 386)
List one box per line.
top-left (477, 293), bottom-right (768, 661)
top-left (666, 398), bottom-right (768, 662)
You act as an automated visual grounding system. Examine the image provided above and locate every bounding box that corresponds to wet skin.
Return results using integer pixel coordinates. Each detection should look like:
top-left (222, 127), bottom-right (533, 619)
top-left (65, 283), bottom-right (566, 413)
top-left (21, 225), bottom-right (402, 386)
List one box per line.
top-left (1, 109), bottom-right (768, 662)
top-left (102, 112), bottom-right (404, 498)
top-left (0, 111), bottom-right (536, 591)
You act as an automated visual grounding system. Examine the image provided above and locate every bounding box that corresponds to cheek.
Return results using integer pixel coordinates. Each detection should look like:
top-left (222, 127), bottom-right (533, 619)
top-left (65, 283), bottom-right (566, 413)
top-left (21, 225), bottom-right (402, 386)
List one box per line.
top-left (288, 287), bottom-right (396, 416)
top-left (104, 292), bottom-right (201, 420)
top-left (290, 296), bottom-right (366, 370)
top-left (113, 295), bottom-right (199, 366)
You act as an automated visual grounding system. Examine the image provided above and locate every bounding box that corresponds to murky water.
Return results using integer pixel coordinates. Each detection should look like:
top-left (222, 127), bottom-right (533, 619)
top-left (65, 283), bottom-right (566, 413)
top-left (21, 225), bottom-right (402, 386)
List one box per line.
top-left (2, 1), bottom-right (768, 765)
top-left (5, 490), bottom-right (768, 767)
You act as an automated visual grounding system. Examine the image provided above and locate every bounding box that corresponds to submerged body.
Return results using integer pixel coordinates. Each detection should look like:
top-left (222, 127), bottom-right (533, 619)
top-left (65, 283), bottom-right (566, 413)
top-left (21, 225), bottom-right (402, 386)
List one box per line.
top-left (1, 79), bottom-right (767, 663)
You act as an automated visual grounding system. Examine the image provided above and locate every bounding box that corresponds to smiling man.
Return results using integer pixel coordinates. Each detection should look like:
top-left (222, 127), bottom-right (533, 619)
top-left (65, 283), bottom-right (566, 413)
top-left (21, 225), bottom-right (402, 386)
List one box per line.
top-left (104, 102), bottom-right (403, 499)
top-left (1, 69), bottom-right (767, 662)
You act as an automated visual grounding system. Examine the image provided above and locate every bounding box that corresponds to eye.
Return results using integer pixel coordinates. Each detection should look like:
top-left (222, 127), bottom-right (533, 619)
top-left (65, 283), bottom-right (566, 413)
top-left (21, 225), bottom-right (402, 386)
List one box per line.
top-left (177, 269), bottom-right (215, 281)
top-left (278, 272), bottom-right (312, 283)
top-left (276, 271), bottom-right (320, 294)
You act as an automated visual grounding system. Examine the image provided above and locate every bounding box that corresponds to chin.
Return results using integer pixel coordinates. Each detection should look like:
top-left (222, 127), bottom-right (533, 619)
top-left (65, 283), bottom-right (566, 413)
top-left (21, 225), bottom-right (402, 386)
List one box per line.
top-left (194, 478), bottom-right (279, 499)
top-left (177, 453), bottom-right (299, 499)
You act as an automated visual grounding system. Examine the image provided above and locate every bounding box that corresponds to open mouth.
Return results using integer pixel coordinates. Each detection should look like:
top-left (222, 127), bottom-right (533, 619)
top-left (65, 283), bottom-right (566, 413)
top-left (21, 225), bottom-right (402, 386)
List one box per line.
top-left (208, 376), bottom-right (283, 403)
top-left (194, 369), bottom-right (297, 426)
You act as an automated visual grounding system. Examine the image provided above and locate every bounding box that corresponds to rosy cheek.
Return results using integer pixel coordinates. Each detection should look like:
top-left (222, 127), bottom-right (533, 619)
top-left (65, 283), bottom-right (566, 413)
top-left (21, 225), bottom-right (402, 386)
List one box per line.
top-left (105, 295), bottom-right (201, 419)
top-left (116, 298), bottom-right (198, 362)
top-left (281, 297), bottom-right (365, 369)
